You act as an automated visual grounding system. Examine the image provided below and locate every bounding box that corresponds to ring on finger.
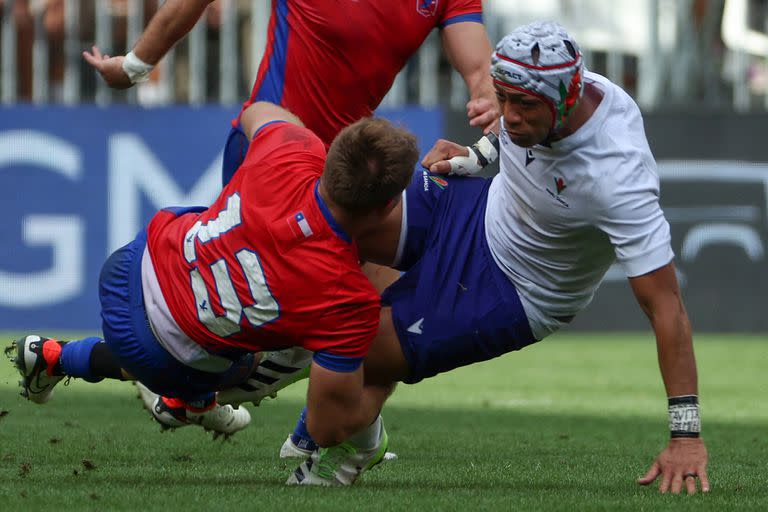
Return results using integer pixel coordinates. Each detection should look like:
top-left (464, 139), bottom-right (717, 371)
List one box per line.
top-left (684, 473), bottom-right (697, 479)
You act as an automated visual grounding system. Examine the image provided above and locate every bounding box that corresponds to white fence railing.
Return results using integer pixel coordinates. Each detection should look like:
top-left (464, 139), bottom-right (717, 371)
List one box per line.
top-left (0, 0), bottom-right (766, 110)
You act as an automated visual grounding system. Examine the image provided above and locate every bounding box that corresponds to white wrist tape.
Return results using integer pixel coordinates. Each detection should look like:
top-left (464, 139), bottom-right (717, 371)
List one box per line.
top-left (447, 132), bottom-right (500, 176)
top-left (122, 51), bottom-right (154, 84)
top-left (448, 148), bottom-right (482, 176)
top-left (668, 395), bottom-right (701, 438)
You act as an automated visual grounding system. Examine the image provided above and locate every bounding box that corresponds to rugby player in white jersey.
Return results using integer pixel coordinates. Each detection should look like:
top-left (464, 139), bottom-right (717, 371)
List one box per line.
top-left (35, 19), bottom-right (707, 491)
top-left (218, 20), bottom-right (708, 492)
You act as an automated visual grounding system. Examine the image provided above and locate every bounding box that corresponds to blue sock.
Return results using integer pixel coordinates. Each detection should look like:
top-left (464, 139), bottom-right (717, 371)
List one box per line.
top-left (60, 337), bottom-right (104, 383)
top-left (291, 406), bottom-right (318, 451)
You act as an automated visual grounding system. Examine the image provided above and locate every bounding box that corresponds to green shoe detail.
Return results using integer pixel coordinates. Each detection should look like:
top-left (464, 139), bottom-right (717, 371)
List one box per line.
top-left (316, 443), bottom-right (356, 480)
top-left (365, 425), bottom-right (389, 470)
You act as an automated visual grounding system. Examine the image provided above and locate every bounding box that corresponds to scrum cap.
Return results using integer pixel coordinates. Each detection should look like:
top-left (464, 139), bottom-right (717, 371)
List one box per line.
top-left (491, 21), bottom-right (584, 132)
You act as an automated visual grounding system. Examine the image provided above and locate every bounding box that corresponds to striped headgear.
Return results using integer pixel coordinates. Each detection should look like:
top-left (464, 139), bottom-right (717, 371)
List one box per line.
top-left (491, 21), bottom-right (584, 132)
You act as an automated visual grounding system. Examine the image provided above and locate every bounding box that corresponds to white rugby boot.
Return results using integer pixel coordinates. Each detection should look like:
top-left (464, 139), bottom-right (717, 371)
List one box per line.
top-left (280, 427), bottom-right (398, 461)
top-left (135, 382), bottom-right (188, 430)
top-left (286, 419), bottom-right (389, 486)
top-left (217, 347), bottom-right (312, 406)
top-left (279, 434), bottom-right (315, 459)
top-left (187, 402), bottom-right (252, 439)
top-left (9, 335), bottom-right (66, 404)
top-left (136, 382), bottom-right (250, 438)
top-left (279, 432), bottom-right (398, 461)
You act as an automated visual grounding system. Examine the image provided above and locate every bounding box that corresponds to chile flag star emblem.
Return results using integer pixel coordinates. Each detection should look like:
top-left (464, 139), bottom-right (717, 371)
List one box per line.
top-left (287, 211), bottom-right (314, 239)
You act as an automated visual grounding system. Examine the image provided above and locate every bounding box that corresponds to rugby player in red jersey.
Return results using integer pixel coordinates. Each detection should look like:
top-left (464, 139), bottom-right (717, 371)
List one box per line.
top-left (83, 0), bottom-right (499, 183)
top-left (12, 101), bottom-right (417, 453)
top-left (80, 0), bottom-right (501, 442)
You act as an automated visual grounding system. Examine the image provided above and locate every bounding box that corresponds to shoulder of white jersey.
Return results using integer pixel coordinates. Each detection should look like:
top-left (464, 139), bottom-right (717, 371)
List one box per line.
top-left (585, 70), bottom-right (642, 114)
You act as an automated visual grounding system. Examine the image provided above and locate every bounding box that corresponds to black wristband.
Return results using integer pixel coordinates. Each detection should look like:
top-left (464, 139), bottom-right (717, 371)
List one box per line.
top-left (469, 144), bottom-right (489, 167)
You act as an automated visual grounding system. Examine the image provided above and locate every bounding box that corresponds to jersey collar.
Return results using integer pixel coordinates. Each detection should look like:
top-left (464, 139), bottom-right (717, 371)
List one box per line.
top-left (314, 181), bottom-right (352, 243)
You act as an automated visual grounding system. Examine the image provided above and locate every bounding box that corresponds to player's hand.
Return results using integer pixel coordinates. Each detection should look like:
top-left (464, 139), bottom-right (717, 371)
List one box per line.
top-left (466, 97), bottom-right (500, 135)
top-left (82, 46), bottom-right (133, 89)
top-left (420, 139), bottom-right (468, 174)
top-left (637, 438), bottom-right (710, 494)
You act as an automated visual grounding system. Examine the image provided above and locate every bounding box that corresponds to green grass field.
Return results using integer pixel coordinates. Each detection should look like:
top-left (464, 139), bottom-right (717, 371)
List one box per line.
top-left (0, 332), bottom-right (765, 511)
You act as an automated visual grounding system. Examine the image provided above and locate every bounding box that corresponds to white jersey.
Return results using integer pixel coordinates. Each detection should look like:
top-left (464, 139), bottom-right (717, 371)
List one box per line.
top-left (485, 71), bottom-right (673, 340)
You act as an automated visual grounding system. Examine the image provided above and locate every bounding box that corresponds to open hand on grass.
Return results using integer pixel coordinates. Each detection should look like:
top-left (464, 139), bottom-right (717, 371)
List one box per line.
top-left (638, 437), bottom-right (710, 494)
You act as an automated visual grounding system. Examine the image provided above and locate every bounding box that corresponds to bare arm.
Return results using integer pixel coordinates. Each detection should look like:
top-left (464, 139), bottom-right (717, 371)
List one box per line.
top-left (240, 101), bottom-right (304, 140)
top-left (441, 22), bottom-right (499, 133)
top-left (82, 0), bottom-right (215, 89)
top-left (630, 262), bottom-right (697, 397)
top-left (630, 262), bottom-right (710, 494)
top-left (130, 0), bottom-right (213, 65)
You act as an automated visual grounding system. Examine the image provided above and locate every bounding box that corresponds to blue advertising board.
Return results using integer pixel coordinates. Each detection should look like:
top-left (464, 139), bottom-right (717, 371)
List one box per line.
top-left (0, 105), bottom-right (442, 330)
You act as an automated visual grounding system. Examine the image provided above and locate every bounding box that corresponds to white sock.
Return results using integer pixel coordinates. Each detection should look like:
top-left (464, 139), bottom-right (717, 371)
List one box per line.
top-left (346, 415), bottom-right (382, 451)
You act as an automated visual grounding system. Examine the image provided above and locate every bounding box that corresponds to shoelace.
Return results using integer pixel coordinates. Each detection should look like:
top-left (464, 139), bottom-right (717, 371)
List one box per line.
top-left (315, 443), bottom-right (357, 481)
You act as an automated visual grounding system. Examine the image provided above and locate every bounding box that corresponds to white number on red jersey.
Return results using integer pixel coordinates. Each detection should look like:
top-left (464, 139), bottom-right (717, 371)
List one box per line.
top-left (184, 194), bottom-right (280, 337)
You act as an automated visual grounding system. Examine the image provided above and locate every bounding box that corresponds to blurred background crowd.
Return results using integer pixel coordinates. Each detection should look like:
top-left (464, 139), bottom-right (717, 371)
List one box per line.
top-left (1, 0), bottom-right (767, 111)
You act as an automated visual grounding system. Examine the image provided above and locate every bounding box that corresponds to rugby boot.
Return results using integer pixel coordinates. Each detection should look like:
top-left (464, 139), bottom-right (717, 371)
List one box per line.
top-left (10, 335), bottom-right (65, 404)
top-left (286, 423), bottom-right (389, 486)
top-left (279, 434), bottom-right (316, 459)
top-left (187, 401), bottom-right (251, 439)
top-left (136, 381), bottom-right (250, 438)
top-left (217, 347), bottom-right (312, 406)
top-left (136, 382), bottom-right (189, 430)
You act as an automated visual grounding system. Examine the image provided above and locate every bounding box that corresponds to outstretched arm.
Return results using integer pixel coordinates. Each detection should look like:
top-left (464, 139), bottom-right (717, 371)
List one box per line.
top-left (130, 0), bottom-right (214, 66)
top-left (630, 262), bottom-right (710, 494)
top-left (82, 0), bottom-right (214, 89)
top-left (441, 22), bottom-right (499, 134)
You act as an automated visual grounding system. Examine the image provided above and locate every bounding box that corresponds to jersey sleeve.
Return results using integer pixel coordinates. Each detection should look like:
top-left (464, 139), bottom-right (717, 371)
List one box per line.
top-left (440, 0), bottom-right (483, 28)
top-left (304, 298), bottom-right (380, 360)
top-left (592, 160), bottom-right (674, 278)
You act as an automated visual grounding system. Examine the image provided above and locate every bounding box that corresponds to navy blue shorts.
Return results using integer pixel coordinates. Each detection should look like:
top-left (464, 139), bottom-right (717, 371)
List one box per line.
top-left (99, 230), bottom-right (254, 401)
top-left (381, 171), bottom-right (537, 384)
top-left (222, 122), bottom-right (249, 187)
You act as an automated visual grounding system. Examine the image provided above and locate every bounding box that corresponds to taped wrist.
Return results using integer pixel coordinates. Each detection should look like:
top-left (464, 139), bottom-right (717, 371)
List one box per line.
top-left (668, 395), bottom-right (701, 438)
top-left (448, 132), bottom-right (500, 175)
top-left (122, 51), bottom-right (154, 84)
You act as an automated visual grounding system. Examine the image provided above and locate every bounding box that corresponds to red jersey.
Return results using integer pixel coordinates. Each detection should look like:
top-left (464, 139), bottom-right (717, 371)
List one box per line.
top-left (146, 122), bottom-right (379, 359)
top-left (238, 0), bottom-right (483, 145)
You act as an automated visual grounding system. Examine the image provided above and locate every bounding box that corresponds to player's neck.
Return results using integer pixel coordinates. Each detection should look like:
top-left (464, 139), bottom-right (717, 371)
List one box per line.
top-left (549, 82), bottom-right (604, 142)
top-left (317, 182), bottom-right (370, 239)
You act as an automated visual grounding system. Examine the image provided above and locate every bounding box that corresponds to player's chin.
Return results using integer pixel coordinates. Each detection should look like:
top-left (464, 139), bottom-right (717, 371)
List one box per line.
top-left (506, 132), bottom-right (537, 147)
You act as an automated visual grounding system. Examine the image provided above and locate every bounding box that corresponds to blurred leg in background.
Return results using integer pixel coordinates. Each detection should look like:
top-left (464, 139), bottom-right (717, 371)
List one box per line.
top-left (0, 0), bottom-right (34, 100)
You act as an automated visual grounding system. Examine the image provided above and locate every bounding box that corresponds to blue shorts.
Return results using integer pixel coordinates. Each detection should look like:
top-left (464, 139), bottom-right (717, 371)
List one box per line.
top-left (381, 171), bottom-right (537, 384)
top-left (222, 122), bottom-right (249, 187)
top-left (99, 230), bottom-right (254, 401)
